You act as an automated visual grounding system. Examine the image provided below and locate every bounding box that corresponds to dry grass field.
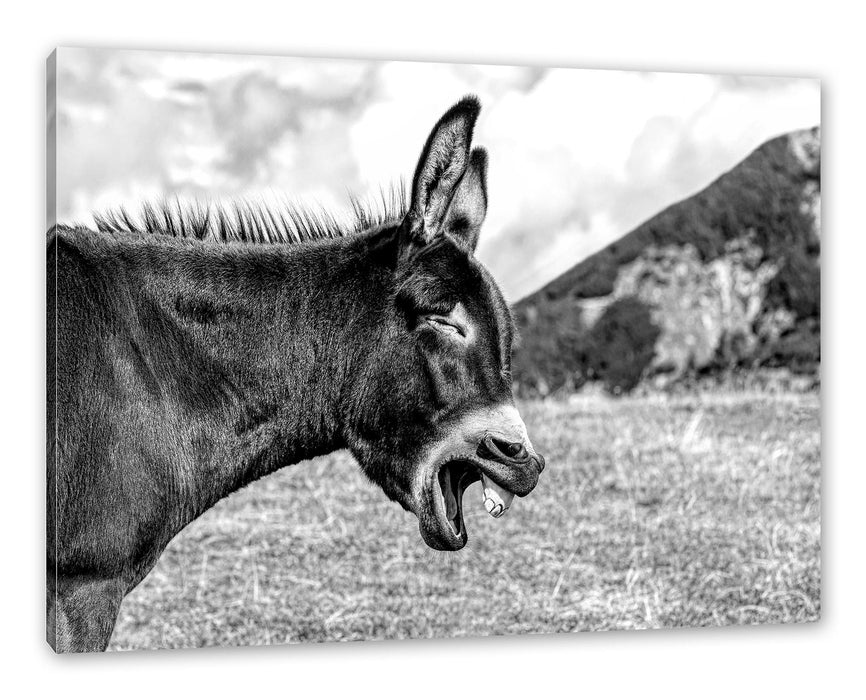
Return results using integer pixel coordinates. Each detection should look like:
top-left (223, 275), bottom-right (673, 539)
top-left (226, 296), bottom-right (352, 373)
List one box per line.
top-left (109, 391), bottom-right (820, 651)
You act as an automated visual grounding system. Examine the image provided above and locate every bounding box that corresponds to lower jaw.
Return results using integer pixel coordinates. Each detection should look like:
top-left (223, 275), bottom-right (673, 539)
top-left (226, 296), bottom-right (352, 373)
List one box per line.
top-left (421, 500), bottom-right (468, 551)
top-left (420, 518), bottom-right (467, 551)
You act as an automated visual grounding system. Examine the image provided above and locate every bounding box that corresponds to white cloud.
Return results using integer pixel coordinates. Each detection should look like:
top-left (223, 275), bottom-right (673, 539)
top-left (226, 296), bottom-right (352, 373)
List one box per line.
top-left (471, 70), bottom-right (819, 298)
top-left (55, 49), bottom-right (820, 300)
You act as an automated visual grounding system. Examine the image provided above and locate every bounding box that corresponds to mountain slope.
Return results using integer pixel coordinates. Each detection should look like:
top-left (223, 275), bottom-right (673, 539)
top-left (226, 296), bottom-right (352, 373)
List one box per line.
top-left (512, 127), bottom-right (820, 395)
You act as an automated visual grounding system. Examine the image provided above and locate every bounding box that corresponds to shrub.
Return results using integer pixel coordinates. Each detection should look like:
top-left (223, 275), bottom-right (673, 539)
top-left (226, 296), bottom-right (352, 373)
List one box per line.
top-left (584, 297), bottom-right (660, 393)
top-left (765, 247), bottom-right (820, 320)
top-left (512, 299), bottom-right (588, 395)
top-left (761, 320), bottom-right (821, 374)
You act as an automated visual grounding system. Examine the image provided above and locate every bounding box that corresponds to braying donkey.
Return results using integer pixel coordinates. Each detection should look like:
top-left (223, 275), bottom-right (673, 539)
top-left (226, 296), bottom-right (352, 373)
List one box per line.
top-left (47, 96), bottom-right (545, 652)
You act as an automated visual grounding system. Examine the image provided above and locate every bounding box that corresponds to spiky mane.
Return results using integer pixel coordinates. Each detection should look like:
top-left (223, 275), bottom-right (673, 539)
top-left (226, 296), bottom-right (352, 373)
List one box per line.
top-left (92, 184), bottom-right (407, 246)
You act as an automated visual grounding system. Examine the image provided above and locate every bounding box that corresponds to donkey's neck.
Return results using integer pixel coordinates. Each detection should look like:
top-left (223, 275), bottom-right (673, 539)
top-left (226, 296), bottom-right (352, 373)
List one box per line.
top-left (132, 228), bottom-right (398, 512)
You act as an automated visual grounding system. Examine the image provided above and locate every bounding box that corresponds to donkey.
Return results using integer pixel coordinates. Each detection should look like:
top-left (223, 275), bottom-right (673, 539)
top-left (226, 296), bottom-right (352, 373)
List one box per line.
top-left (47, 96), bottom-right (545, 653)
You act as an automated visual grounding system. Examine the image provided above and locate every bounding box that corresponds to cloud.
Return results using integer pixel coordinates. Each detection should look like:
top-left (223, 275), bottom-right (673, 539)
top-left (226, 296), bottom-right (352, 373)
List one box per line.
top-left (57, 49), bottom-right (381, 219)
top-left (55, 49), bottom-right (820, 301)
top-left (470, 70), bottom-right (819, 298)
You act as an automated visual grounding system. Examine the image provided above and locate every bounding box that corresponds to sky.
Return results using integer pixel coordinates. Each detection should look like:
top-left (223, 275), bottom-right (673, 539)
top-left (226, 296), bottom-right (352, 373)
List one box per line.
top-left (52, 48), bottom-right (820, 301)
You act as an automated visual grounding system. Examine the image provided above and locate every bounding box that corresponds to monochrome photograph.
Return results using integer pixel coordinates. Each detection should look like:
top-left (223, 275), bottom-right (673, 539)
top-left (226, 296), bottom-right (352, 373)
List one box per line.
top-left (47, 48), bottom-right (820, 653)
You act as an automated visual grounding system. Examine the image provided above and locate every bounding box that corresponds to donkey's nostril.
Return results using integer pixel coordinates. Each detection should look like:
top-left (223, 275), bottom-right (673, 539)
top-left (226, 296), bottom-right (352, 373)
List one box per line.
top-left (491, 436), bottom-right (525, 459)
top-left (479, 435), bottom-right (530, 465)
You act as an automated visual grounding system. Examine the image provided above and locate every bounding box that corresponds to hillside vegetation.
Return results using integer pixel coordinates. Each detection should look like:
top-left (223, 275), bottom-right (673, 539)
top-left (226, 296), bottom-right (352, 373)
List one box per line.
top-left (513, 128), bottom-right (820, 395)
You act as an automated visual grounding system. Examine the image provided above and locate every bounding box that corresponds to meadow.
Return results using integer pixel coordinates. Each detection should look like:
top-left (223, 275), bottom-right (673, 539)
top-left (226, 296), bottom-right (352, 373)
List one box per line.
top-left (109, 391), bottom-right (820, 651)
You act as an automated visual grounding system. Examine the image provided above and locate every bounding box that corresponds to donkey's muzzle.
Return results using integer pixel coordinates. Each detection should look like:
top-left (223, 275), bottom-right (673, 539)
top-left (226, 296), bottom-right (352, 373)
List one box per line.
top-left (477, 434), bottom-right (545, 474)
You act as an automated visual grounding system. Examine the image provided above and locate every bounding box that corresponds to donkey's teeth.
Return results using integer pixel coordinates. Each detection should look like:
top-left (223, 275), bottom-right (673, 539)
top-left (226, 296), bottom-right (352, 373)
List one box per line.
top-left (481, 474), bottom-right (513, 518)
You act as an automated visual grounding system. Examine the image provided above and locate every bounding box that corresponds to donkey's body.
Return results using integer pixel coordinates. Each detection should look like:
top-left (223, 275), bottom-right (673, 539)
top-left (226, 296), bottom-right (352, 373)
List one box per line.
top-left (48, 97), bottom-right (544, 652)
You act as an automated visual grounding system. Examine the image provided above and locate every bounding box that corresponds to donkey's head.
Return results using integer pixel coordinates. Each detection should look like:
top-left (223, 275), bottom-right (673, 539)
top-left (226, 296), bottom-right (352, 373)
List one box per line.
top-left (345, 96), bottom-right (545, 551)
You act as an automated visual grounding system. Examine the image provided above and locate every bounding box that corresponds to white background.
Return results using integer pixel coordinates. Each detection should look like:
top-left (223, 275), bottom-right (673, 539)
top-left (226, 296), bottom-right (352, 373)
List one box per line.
top-left (2, 1), bottom-right (862, 697)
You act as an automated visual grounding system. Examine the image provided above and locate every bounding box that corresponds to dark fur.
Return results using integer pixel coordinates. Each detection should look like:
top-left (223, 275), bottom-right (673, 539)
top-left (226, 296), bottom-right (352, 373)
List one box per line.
top-left (48, 96), bottom-right (522, 652)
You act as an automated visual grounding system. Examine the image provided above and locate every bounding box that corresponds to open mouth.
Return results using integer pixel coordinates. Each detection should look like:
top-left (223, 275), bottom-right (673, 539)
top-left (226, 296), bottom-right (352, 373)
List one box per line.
top-left (435, 457), bottom-right (517, 542)
top-left (436, 459), bottom-right (482, 538)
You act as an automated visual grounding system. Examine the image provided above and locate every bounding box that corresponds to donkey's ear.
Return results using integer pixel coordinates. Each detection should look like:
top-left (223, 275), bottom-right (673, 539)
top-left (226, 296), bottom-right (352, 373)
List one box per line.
top-left (442, 147), bottom-right (488, 253)
top-left (403, 96), bottom-right (481, 249)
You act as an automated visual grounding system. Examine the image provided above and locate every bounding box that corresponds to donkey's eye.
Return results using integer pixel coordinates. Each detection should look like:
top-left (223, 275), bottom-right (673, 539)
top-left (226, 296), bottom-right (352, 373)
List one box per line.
top-left (417, 302), bottom-right (472, 342)
top-left (423, 314), bottom-right (466, 337)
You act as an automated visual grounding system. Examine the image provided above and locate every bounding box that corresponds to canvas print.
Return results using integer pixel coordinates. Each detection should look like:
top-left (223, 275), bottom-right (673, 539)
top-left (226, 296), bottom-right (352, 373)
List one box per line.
top-left (46, 49), bottom-right (821, 653)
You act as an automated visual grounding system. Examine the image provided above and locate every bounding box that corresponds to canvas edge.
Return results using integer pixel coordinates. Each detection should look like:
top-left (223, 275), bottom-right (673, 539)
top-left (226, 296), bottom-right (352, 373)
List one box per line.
top-left (46, 47), bottom-right (59, 653)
